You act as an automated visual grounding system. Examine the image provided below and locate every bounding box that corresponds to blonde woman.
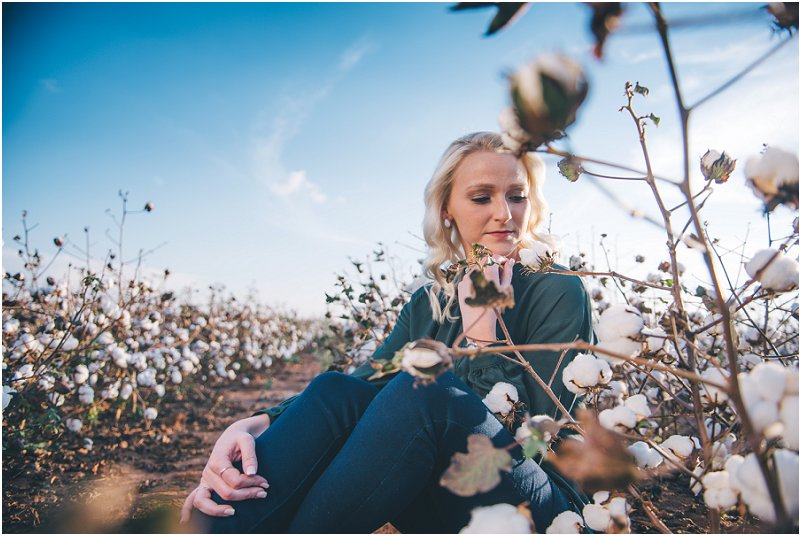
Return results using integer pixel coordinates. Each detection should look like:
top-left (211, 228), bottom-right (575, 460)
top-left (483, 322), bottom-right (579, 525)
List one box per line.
top-left (181, 132), bottom-right (592, 533)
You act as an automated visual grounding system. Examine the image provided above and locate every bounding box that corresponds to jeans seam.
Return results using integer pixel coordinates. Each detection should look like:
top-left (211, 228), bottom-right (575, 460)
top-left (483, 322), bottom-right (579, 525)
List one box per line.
top-left (348, 421), bottom-right (438, 524)
top-left (244, 426), bottom-right (356, 533)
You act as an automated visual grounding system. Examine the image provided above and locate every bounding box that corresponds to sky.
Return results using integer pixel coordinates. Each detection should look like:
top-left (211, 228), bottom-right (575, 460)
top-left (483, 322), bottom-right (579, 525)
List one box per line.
top-left (3, 2), bottom-right (799, 316)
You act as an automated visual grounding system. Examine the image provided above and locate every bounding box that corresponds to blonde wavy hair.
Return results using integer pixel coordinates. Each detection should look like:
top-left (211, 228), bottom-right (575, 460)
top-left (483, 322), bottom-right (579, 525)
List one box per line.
top-left (422, 132), bottom-right (552, 323)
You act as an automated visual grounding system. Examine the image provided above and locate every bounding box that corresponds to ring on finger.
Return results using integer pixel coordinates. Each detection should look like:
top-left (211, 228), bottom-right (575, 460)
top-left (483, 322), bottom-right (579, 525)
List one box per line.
top-left (219, 466), bottom-right (236, 477)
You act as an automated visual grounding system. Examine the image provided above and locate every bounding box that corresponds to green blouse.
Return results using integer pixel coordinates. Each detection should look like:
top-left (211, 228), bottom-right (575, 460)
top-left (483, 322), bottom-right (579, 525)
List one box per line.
top-left (255, 263), bottom-right (593, 426)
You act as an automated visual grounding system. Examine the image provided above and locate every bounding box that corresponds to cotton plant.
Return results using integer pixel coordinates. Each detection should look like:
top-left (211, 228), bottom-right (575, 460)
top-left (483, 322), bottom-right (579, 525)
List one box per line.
top-left (459, 503), bottom-right (532, 533)
top-left (594, 304), bottom-right (644, 364)
top-left (582, 491), bottom-right (631, 533)
top-left (736, 362), bottom-right (799, 449)
top-left (545, 510), bottom-right (584, 533)
top-left (598, 394), bottom-right (651, 432)
top-left (744, 248), bottom-right (799, 292)
top-left (562, 353), bottom-right (612, 395)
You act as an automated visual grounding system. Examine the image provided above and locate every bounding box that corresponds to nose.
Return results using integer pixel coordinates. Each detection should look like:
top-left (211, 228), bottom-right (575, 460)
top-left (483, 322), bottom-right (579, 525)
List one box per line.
top-left (493, 198), bottom-right (512, 223)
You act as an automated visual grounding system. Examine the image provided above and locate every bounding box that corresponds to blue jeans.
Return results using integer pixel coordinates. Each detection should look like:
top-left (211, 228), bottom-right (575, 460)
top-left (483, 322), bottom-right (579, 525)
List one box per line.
top-left (197, 371), bottom-right (571, 533)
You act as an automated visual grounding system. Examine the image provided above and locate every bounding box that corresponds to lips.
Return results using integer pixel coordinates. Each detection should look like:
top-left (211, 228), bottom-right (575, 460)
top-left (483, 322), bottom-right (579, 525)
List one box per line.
top-left (487, 230), bottom-right (514, 236)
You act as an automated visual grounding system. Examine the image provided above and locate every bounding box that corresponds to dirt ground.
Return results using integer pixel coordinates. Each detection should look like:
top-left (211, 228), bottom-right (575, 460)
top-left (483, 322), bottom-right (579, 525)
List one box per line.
top-left (3, 354), bottom-right (763, 534)
top-left (2, 355), bottom-right (322, 534)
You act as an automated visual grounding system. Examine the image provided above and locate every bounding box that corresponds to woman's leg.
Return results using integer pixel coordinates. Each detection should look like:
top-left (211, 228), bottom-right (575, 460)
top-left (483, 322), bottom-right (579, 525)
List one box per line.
top-left (286, 371), bottom-right (570, 534)
top-left (196, 371), bottom-right (378, 533)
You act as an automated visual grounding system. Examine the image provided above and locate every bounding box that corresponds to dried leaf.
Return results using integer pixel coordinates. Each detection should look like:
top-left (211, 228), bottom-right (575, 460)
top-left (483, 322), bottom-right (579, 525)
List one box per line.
top-left (440, 434), bottom-right (512, 496)
top-left (450, 3), bottom-right (529, 36)
top-left (464, 270), bottom-right (515, 310)
top-left (548, 410), bottom-right (638, 493)
top-left (588, 2), bottom-right (624, 59)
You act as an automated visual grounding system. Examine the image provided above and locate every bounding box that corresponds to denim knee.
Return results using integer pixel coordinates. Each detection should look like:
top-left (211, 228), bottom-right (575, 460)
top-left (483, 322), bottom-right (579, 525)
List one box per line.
top-left (303, 371), bottom-right (377, 421)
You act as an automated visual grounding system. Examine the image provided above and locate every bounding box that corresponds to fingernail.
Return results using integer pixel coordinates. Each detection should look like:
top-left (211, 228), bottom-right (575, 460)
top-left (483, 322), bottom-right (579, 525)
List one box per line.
top-left (245, 466), bottom-right (256, 476)
top-left (256, 491), bottom-right (267, 499)
top-left (260, 482), bottom-right (270, 489)
top-left (224, 508), bottom-right (235, 516)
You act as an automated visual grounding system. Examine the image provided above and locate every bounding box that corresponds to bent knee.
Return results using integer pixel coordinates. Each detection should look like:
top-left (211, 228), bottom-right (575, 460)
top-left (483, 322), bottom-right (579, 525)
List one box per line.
top-left (306, 371), bottom-right (377, 404)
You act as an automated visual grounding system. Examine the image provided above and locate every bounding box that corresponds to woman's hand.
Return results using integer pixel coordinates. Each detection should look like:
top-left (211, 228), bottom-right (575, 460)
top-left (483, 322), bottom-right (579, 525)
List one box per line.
top-left (457, 255), bottom-right (514, 345)
top-left (179, 414), bottom-right (271, 524)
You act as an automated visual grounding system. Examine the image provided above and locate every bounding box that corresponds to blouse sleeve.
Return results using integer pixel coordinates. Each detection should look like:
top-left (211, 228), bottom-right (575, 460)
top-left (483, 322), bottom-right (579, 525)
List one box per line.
top-left (519, 273), bottom-right (594, 419)
top-left (251, 287), bottom-right (420, 424)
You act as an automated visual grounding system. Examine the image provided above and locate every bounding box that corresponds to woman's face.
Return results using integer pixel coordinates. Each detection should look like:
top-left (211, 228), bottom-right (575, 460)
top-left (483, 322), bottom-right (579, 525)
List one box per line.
top-left (444, 151), bottom-right (532, 261)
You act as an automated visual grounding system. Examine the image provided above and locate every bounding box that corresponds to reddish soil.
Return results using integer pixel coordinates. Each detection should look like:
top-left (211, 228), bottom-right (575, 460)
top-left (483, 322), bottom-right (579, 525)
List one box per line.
top-left (2, 355), bottom-right (321, 534)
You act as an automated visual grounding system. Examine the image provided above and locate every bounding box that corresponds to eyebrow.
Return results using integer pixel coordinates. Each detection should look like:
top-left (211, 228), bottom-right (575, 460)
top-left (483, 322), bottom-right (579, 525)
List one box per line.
top-left (465, 182), bottom-right (528, 193)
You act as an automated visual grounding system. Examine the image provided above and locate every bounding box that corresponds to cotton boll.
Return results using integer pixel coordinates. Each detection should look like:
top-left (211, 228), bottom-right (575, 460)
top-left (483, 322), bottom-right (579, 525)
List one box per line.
top-left (745, 249), bottom-right (799, 292)
top-left (143, 407), bottom-right (158, 421)
top-left (660, 435), bottom-right (694, 461)
top-left (784, 367), bottom-right (799, 396)
top-left (459, 503), bottom-right (531, 533)
top-left (3, 385), bottom-right (16, 410)
top-left (154, 384), bottom-right (166, 397)
top-left (97, 331), bottom-right (114, 345)
top-left (642, 326), bottom-right (668, 353)
top-left (514, 424), bottom-right (532, 445)
top-left (624, 394), bottom-right (651, 419)
top-left (583, 503), bottom-right (611, 532)
top-left (779, 396), bottom-right (798, 450)
top-left (596, 304), bottom-right (644, 341)
top-left (111, 346), bottom-right (128, 368)
top-left (599, 405), bottom-right (637, 430)
top-left (736, 450), bottom-right (798, 523)
top-left (562, 353), bottom-right (612, 394)
top-left (171, 370), bottom-right (183, 385)
top-left (596, 337), bottom-right (642, 364)
top-left (607, 497), bottom-right (629, 525)
top-left (702, 471), bottom-right (738, 510)
top-left (119, 383), bottom-right (133, 401)
top-left (748, 399), bottom-right (781, 437)
top-left (73, 365), bottom-right (89, 385)
top-left (700, 368), bottom-right (729, 404)
top-left (750, 362), bottom-right (790, 404)
top-left (78, 385), bottom-right (94, 405)
top-left (400, 348), bottom-right (442, 370)
top-left (483, 382), bottom-right (519, 415)
top-left (518, 241), bottom-right (556, 271)
top-left (724, 455), bottom-right (745, 493)
top-left (628, 441), bottom-right (664, 469)
top-left (545, 510), bottom-right (583, 534)
top-left (65, 418), bottom-right (83, 433)
top-left (744, 146), bottom-right (800, 211)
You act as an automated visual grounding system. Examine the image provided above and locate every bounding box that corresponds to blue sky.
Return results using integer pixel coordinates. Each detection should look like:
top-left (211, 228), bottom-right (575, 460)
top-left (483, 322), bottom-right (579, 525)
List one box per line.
top-left (3, 2), bottom-right (798, 315)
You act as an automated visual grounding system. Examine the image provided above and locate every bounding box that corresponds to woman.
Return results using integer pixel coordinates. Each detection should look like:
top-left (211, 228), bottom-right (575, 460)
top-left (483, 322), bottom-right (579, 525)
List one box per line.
top-left (181, 132), bottom-right (593, 533)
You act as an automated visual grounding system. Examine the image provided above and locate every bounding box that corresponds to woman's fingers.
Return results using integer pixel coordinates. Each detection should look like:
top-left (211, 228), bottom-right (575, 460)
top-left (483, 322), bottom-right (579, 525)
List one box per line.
top-left (202, 465), bottom-right (269, 502)
top-left (236, 431), bottom-right (260, 477)
top-left (501, 258), bottom-right (515, 289)
top-left (220, 465), bottom-right (270, 491)
top-left (192, 483), bottom-right (237, 517)
top-left (179, 487), bottom-right (198, 524)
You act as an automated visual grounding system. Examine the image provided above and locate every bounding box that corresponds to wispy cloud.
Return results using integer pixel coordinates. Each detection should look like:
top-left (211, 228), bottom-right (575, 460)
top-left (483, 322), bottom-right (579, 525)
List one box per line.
top-left (251, 38), bottom-right (374, 187)
top-left (269, 170), bottom-right (327, 204)
top-left (41, 79), bottom-right (62, 93)
top-left (338, 39), bottom-right (373, 72)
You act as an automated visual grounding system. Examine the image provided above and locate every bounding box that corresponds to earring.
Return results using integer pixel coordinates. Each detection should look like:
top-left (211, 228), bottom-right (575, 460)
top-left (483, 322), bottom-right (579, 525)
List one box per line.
top-left (444, 218), bottom-right (452, 229)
